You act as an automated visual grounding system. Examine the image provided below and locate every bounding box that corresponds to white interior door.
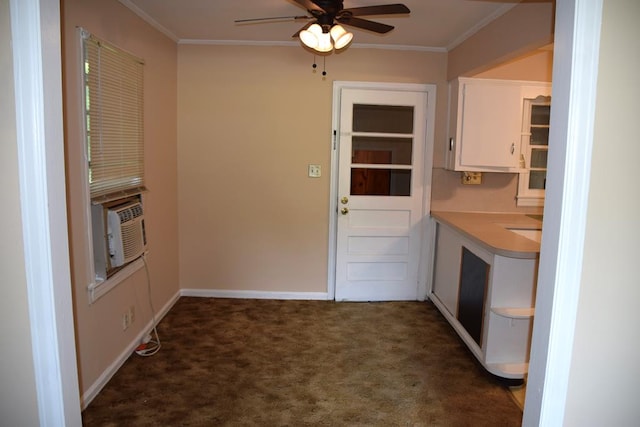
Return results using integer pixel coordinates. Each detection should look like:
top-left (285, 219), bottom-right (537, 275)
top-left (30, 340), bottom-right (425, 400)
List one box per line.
top-left (334, 87), bottom-right (429, 301)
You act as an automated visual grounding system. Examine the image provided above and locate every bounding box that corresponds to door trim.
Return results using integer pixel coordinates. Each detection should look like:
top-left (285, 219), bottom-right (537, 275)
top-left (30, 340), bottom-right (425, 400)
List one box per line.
top-left (327, 81), bottom-right (437, 301)
top-left (10, 0), bottom-right (81, 424)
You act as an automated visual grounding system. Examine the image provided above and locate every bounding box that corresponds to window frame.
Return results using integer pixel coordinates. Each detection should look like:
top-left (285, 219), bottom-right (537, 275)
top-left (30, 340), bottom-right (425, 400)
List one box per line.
top-left (79, 28), bottom-right (147, 303)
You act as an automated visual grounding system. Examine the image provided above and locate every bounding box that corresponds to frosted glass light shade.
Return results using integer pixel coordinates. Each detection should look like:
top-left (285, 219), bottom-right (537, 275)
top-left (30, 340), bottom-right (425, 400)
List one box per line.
top-left (299, 24), bottom-right (322, 49)
top-left (315, 31), bottom-right (334, 52)
top-left (330, 25), bottom-right (353, 50)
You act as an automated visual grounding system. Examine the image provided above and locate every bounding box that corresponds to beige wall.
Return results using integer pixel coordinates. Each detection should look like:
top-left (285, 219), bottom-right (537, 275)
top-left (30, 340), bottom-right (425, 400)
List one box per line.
top-left (474, 49), bottom-right (554, 82)
top-left (564, 0), bottom-right (640, 423)
top-left (431, 170), bottom-right (539, 213)
top-left (0, 0), bottom-right (40, 424)
top-left (63, 0), bottom-right (179, 397)
top-left (447, 1), bottom-right (555, 80)
top-left (177, 46), bottom-right (447, 293)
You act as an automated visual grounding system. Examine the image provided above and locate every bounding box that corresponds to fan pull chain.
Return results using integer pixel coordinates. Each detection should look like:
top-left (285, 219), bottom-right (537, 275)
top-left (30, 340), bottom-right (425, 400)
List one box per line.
top-left (310, 55), bottom-right (327, 78)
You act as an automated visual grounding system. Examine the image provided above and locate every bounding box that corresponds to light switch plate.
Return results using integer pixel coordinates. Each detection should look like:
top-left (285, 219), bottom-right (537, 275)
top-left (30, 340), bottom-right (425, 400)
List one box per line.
top-left (308, 164), bottom-right (321, 178)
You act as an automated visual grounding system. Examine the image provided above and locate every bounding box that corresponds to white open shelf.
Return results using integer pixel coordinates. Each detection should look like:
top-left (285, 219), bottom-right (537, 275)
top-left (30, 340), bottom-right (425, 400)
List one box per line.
top-left (491, 307), bottom-right (535, 319)
top-left (486, 362), bottom-right (529, 377)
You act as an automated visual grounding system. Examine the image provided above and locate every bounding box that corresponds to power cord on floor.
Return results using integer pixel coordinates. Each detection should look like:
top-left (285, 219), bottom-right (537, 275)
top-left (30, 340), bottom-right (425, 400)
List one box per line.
top-left (135, 254), bottom-right (161, 357)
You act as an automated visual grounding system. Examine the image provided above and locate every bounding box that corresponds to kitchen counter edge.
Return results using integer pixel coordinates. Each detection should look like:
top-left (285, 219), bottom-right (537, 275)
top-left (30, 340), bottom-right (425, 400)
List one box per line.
top-left (430, 211), bottom-right (541, 259)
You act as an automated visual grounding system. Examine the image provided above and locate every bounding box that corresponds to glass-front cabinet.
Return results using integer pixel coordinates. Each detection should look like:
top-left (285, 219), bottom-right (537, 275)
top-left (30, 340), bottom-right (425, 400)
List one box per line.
top-left (517, 97), bottom-right (551, 206)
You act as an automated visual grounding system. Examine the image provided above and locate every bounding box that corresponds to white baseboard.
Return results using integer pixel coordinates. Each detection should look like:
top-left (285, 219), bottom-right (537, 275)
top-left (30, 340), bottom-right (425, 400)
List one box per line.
top-left (180, 288), bottom-right (330, 301)
top-left (80, 289), bottom-right (181, 410)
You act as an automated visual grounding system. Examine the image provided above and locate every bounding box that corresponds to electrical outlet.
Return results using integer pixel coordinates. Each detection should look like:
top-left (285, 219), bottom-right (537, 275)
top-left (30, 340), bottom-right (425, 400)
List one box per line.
top-left (122, 306), bottom-right (135, 330)
top-left (461, 171), bottom-right (482, 185)
top-left (308, 164), bottom-right (321, 178)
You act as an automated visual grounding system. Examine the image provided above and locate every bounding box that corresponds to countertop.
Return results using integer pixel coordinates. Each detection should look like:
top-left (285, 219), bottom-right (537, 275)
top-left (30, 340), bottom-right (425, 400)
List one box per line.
top-left (431, 211), bottom-right (542, 259)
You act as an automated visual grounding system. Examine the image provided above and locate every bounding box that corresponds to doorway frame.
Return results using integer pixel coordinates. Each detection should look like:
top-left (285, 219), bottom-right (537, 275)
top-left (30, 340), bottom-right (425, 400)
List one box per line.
top-left (523, 0), bottom-right (603, 424)
top-left (326, 81), bottom-right (437, 301)
top-left (15, 1), bottom-right (602, 425)
top-left (10, 0), bottom-right (81, 424)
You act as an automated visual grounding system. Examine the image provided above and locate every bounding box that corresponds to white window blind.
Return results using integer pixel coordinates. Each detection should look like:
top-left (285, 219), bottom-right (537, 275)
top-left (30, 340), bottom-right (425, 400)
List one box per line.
top-left (81, 30), bottom-right (145, 201)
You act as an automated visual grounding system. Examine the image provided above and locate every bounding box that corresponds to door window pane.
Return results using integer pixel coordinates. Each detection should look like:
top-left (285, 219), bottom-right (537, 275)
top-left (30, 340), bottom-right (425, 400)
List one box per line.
top-left (353, 104), bottom-right (414, 133)
top-left (352, 137), bottom-right (412, 165)
top-left (351, 169), bottom-right (411, 196)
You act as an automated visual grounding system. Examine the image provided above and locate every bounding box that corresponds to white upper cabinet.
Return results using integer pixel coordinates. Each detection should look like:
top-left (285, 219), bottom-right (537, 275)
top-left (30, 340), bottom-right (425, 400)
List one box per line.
top-left (445, 78), bottom-right (551, 172)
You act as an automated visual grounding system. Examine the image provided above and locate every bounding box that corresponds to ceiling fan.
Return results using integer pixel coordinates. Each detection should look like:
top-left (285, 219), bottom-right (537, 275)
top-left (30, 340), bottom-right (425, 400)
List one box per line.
top-left (235, 0), bottom-right (411, 53)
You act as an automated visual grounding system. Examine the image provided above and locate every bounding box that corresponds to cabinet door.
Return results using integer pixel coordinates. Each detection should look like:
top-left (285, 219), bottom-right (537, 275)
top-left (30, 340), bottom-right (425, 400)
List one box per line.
top-left (458, 82), bottom-right (523, 169)
top-left (432, 224), bottom-right (462, 316)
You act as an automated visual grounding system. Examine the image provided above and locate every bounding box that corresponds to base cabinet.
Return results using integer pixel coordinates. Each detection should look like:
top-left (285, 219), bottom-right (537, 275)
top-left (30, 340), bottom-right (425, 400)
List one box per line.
top-left (431, 221), bottom-right (538, 379)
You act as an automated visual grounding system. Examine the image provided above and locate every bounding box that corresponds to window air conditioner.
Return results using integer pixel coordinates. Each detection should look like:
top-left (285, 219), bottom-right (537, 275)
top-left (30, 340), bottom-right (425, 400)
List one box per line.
top-left (107, 201), bottom-right (147, 267)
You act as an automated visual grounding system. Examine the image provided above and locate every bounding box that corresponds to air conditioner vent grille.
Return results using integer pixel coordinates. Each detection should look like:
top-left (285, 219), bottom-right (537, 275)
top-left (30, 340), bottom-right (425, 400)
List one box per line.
top-left (117, 203), bottom-right (143, 223)
top-left (107, 201), bottom-right (146, 268)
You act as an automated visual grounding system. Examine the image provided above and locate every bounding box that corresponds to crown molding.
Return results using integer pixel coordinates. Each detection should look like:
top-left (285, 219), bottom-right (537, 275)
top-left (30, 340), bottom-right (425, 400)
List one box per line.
top-left (178, 38), bottom-right (446, 53)
top-left (118, 0), bottom-right (179, 42)
top-left (446, 3), bottom-right (517, 51)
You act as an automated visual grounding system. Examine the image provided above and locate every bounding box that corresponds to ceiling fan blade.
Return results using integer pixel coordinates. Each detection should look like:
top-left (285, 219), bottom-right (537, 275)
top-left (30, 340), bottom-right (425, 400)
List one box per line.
top-left (341, 4), bottom-right (410, 17)
top-left (235, 15), bottom-right (310, 23)
top-left (337, 16), bottom-right (394, 34)
top-left (292, 21), bottom-right (315, 38)
top-left (292, 0), bottom-right (326, 14)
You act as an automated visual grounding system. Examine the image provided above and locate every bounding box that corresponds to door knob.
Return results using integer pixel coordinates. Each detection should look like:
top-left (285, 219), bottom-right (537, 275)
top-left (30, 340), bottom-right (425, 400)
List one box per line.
top-left (340, 196), bottom-right (349, 204)
top-left (341, 207), bottom-right (349, 215)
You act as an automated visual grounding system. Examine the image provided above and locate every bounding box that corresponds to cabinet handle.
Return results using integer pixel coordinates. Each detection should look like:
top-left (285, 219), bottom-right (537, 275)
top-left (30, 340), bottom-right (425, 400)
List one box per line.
top-left (510, 143), bottom-right (515, 155)
top-left (449, 138), bottom-right (453, 151)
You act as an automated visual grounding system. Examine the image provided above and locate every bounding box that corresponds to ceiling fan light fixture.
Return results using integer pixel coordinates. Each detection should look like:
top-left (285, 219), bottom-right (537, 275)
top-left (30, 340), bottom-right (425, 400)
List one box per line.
top-left (300, 23), bottom-right (323, 49)
top-left (330, 24), bottom-right (353, 50)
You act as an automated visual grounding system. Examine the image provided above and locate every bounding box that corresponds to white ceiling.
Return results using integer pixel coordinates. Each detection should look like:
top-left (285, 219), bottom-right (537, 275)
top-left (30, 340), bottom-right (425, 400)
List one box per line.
top-left (119, 0), bottom-right (525, 51)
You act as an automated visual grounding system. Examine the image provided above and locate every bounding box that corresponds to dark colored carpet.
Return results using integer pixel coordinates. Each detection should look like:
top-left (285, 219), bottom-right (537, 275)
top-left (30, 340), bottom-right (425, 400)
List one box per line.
top-left (82, 297), bottom-right (522, 426)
